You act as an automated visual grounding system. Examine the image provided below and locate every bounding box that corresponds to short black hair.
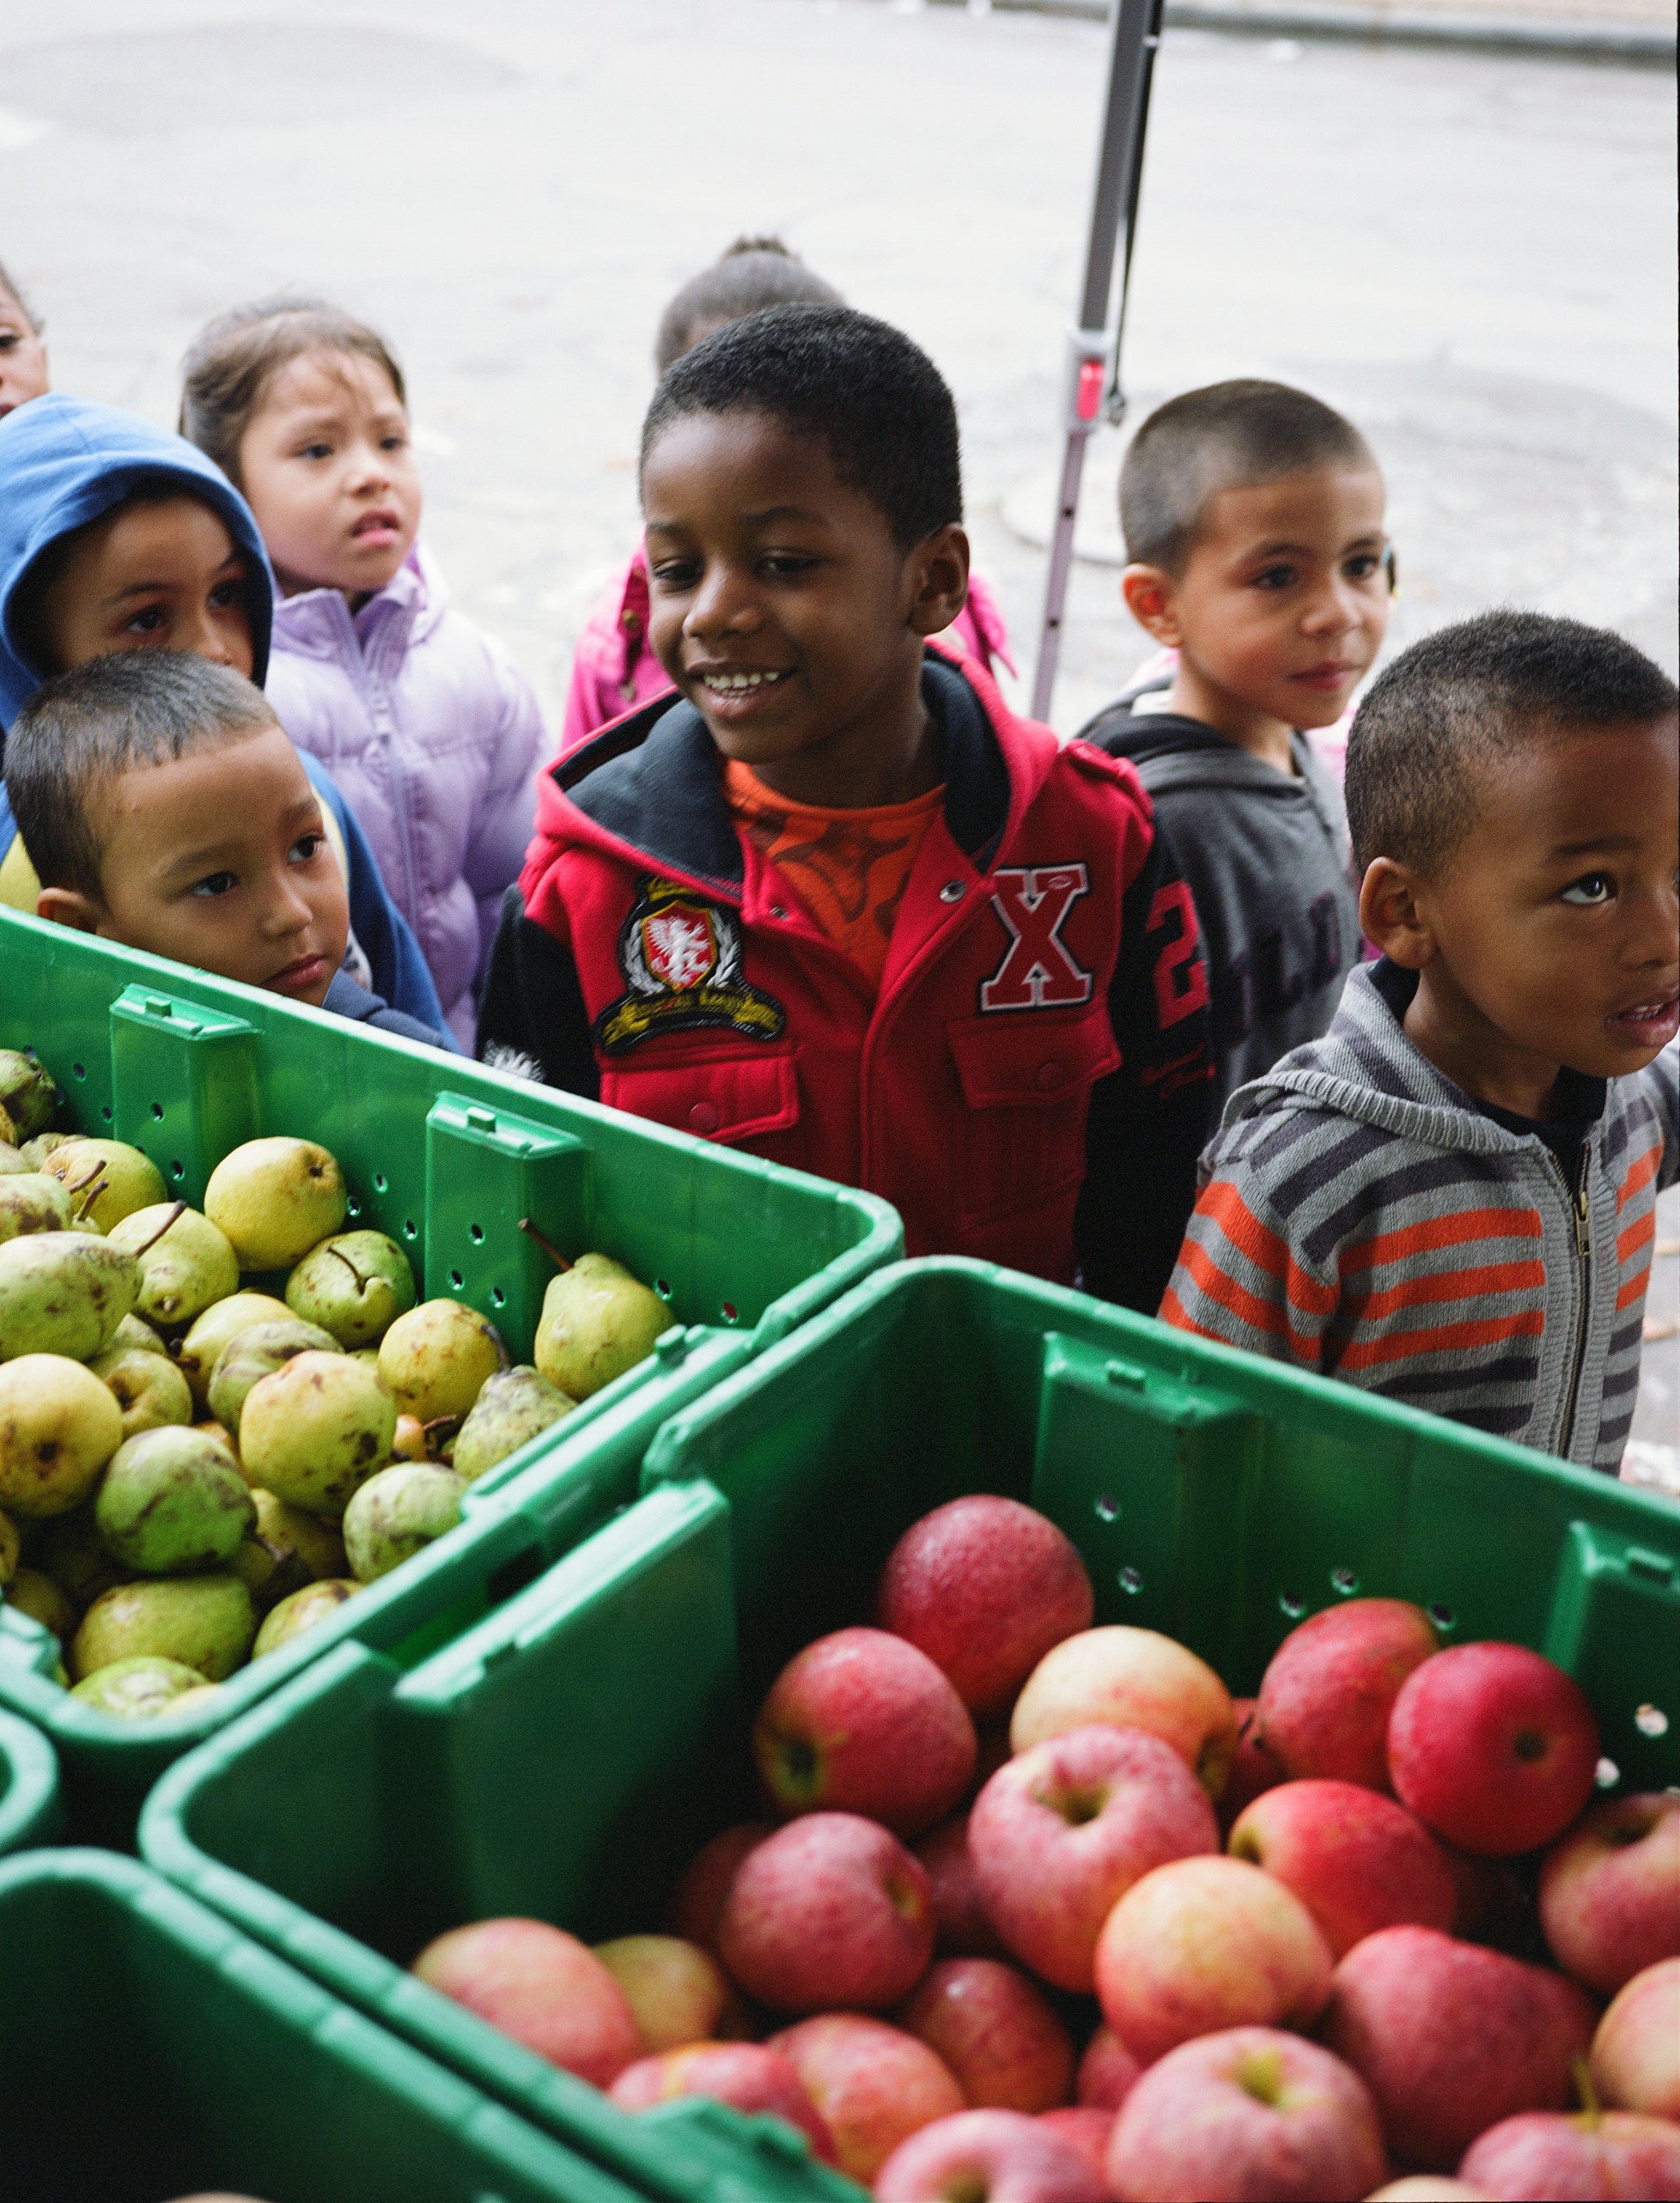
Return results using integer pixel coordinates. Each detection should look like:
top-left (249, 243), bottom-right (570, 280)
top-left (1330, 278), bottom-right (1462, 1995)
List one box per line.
top-left (1346, 609), bottom-right (1679, 876)
top-left (7, 650), bottom-right (277, 898)
top-left (1120, 380), bottom-right (1375, 575)
top-left (654, 238), bottom-right (844, 375)
top-left (640, 303), bottom-right (963, 551)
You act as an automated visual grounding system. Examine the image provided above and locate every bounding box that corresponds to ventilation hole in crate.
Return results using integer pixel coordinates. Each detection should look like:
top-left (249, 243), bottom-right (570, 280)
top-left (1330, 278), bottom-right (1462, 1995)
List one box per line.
top-left (169, 1160), bottom-right (185, 1182)
top-left (448, 1269), bottom-right (464, 1292)
top-left (71, 1062), bottom-right (87, 1080)
top-left (490, 1286), bottom-right (506, 1309)
top-left (402, 1219), bottom-right (417, 1241)
top-left (469, 1224), bottom-right (484, 1245)
top-left (345, 1197), bottom-right (362, 1220)
top-left (1330, 1566), bottom-right (1360, 1597)
top-left (721, 1302), bottom-right (740, 1324)
top-left (1094, 1493), bottom-right (1120, 1524)
top-left (149, 1101), bottom-right (164, 1120)
top-left (654, 1279), bottom-right (672, 1299)
top-left (1117, 1565), bottom-right (1143, 1596)
top-left (1427, 1603), bottom-right (1457, 1633)
top-left (1279, 1591), bottom-right (1307, 1620)
top-left (100, 1105), bottom-right (113, 1122)
top-left (374, 1172), bottom-right (388, 1193)
top-left (1635, 1703), bottom-right (1670, 1738)
top-left (1596, 1756), bottom-right (1621, 1790)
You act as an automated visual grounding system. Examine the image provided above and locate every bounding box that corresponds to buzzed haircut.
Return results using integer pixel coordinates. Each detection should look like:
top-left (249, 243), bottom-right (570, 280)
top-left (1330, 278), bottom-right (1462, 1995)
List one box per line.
top-left (654, 237), bottom-right (844, 375)
top-left (180, 294), bottom-right (405, 489)
top-left (1120, 380), bottom-right (1375, 575)
top-left (640, 303), bottom-right (963, 551)
top-left (6, 650), bottom-right (277, 898)
top-left (1346, 610), bottom-right (1679, 877)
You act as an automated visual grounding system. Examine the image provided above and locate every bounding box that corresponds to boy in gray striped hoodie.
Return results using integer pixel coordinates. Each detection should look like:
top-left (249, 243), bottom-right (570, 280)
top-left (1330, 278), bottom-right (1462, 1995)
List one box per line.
top-left (1163, 611), bottom-right (1677, 1473)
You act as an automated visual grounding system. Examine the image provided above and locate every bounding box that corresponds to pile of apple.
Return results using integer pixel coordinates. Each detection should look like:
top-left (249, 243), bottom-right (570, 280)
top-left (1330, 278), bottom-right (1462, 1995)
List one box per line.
top-left (410, 1494), bottom-right (1680, 2202)
top-left (0, 1048), bottom-right (673, 1718)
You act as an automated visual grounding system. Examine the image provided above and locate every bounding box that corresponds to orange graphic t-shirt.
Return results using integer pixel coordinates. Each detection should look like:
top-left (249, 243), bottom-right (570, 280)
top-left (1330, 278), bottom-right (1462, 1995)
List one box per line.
top-left (722, 759), bottom-right (947, 993)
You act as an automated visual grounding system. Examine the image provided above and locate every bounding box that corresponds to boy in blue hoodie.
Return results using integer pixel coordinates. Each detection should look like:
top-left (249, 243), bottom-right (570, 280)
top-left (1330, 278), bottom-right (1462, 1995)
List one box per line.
top-left (0, 392), bottom-right (451, 1038)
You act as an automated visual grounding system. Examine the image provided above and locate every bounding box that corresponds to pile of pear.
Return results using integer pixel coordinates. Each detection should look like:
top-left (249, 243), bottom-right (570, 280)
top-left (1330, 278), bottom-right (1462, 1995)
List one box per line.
top-left (0, 1056), bottom-right (676, 1723)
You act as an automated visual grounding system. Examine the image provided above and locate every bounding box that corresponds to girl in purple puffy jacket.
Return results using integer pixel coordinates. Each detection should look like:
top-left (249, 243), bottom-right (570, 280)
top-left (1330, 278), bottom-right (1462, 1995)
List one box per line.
top-left (180, 298), bottom-right (545, 1049)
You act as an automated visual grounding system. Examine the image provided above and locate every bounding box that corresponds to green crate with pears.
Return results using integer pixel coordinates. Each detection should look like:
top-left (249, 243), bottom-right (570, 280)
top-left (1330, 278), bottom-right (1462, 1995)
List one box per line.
top-left (0, 906), bottom-right (900, 1838)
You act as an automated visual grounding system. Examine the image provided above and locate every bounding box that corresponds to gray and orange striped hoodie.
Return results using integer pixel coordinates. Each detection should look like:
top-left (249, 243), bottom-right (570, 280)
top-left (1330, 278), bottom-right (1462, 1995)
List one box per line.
top-left (1162, 960), bottom-right (1677, 1472)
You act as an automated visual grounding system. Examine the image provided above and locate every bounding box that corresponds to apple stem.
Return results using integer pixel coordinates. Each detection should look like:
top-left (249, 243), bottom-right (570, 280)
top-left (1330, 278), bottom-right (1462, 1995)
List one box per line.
top-left (130, 1200), bottom-right (186, 1261)
top-left (1573, 2055), bottom-right (1602, 2129)
top-left (517, 1216), bottom-right (571, 1273)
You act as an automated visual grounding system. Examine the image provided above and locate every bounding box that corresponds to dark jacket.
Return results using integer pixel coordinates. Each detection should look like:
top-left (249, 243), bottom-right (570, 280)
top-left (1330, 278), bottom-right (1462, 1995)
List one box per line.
top-left (322, 970), bottom-right (453, 1050)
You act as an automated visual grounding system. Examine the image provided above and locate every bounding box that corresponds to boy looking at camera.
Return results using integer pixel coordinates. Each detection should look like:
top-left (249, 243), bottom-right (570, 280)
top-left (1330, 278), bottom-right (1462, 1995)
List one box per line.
top-left (1163, 611), bottom-right (1678, 1474)
top-left (1081, 380), bottom-right (1393, 1112)
top-left (480, 305), bottom-right (1213, 1308)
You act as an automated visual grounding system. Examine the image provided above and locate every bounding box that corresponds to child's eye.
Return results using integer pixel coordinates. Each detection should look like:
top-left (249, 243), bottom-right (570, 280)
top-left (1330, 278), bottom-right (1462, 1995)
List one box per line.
top-left (380, 434), bottom-right (408, 453)
top-left (298, 441), bottom-right (333, 461)
top-left (1344, 554), bottom-right (1382, 581)
top-left (1252, 564), bottom-right (1297, 590)
top-left (123, 606), bottom-right (168, 636)
top-left (761, 554), bottom-right (818, 581)
top-left (0, 332), bottom-right (17, 354)
top-left (289, 832), bottom-right (327, 865)
top-left (189, 870), bottom-right (239, 899)
top-left (210, 581), bottom-right (245, 609)
top-left (649, 559), bottom-right (702, 589)
top-left (1561, 872), bottom-right (1616, 906)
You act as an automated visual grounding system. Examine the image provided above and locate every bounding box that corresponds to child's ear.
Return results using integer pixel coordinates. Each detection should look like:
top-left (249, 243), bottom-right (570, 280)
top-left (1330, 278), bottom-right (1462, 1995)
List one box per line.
top-left (35, 886), bottom-right (107, 934)
top-left (1121, 564), bottom-right (1178, 644)
top-left (907, 523), bottom-right (971, 639)
top-left (1358, 858), bottom-right (1435, 968)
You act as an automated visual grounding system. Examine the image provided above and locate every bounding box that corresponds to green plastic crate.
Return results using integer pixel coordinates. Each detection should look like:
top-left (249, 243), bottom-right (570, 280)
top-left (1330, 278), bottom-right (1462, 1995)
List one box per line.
top-left (0, 1847), bottom-right (653, 2202)
top-left (0, 907), bottom-right (898, 1835)
top-left (141, 1257), bottom-right (1680, 2203)
top-left (0, 1703), bottom-right (60, 1853)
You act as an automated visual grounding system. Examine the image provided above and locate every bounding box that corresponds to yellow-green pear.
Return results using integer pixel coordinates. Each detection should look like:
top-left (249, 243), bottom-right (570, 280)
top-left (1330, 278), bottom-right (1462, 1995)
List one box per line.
top-left (173, 1290), bottom-right (290, 1403)
top-left (0, 1231), bottom-right (137, 1360)
top-left (95, 1427), bottom-right (255, 1575)
top-left (343, 1464), bottom-right (464, 1582)
top-left (18, 1132), bottom-right (71, 1171)
top-left (249, 1488), bottom-right (348, 1581)
top-left (71, 1653), bottom-right (208, 1719)
top-left (108, 1204), bottom-right (239, 1330)
top-left (204, 1136), bottom-right (347, 1271)
top-left (0, 1145), bottom-right (24, 1177)
top-left (41, 1138), bottom-right (166, 1232)
top-left (0, 1050), bottom-right (59, 1141)
top-left (0, 1172), bottom-right (72, 1243)
top-left (208, 1317), bottom-right (341, 1434)
top-left (534, 1253), bottom-right (673, 1402)
top-left (107, 1312), bottom-right (166, 1356)
top-left (252, 1577), bottom-right (357, 1658)
top-left (238, 1350), bottom-right (394, 1518)
top-left (0, 1354), bottom-right (124, 1517)
top-left (453, 1365), bottom-right (575, 1483)
top-left (285, 1229), bottom-right (415, 1348)
top-left (377, 1298), bottom-right (506, 1424)
top-left (25, 1504), bottom-right (130, 1612)
top-left (0, 1503), bottom-right (16, 1585)
top-left (5, 1565), bottom-right (74, 1640)
top-left (70, 1573), bottom-right (255, 1681)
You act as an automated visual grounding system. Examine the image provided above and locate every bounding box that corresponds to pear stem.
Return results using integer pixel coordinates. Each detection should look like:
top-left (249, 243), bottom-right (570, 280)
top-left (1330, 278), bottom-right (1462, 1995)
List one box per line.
top-left (130, 1200), bottom-right (186, 1261)
top-left (325, 1245), bottom-right (368, 1291)
top-left (73, 1175), bottom-right (111, 1223)
top-left (517, 1217), bottom-right (571, 1273)
top-left (421, 1414), bottom-right (461, 1460)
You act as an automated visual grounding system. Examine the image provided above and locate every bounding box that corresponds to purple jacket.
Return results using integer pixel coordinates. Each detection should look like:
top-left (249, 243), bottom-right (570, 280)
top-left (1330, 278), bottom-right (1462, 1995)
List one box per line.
top-left (266, 546), bottom-right (545, 1048)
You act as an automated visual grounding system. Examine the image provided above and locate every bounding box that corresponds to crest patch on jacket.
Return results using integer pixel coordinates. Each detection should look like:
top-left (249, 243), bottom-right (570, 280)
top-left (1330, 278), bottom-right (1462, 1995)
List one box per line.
top-left (593, 874), bottom-right (787, 1055)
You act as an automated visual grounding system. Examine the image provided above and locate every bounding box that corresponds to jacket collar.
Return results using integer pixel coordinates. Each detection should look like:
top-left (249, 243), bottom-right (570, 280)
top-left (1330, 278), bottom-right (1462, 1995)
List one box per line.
top-left (270, 544), bottom-right (441, 661)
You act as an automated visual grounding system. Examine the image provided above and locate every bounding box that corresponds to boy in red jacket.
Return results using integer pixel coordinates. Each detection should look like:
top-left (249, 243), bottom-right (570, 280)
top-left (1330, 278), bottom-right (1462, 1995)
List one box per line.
top-left (478, 306), bottom-right (1212, 1307)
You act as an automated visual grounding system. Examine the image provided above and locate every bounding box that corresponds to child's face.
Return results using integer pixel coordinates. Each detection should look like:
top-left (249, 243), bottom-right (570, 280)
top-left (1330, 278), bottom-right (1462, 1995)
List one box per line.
top-left (40, 725), bottom-right (350, 1008)
top-left (642, 410), bottom-right (968, 801)
top-left (36, 497), bottom-right (253, 677)
top-left (1385, 717), bottom-right (1679, 1085)
top-left (1127, 467), bottom-right (1391, 736)
top-left (238, 349), bottom-right (421, 602)
top-left (0, 288), bottom-right (49, 420)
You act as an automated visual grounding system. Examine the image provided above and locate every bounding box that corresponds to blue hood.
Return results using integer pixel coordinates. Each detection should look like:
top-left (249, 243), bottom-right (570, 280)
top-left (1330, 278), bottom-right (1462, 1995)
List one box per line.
top-left (0, 393), bottom-right (275, 729)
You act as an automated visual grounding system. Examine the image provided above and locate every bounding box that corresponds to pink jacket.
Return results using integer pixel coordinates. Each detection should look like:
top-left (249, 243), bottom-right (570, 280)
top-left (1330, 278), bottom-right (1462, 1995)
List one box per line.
top-left (265, 546), bottom-right (545, 1050)
top-left (561, 544), bottom-right (1017, 753)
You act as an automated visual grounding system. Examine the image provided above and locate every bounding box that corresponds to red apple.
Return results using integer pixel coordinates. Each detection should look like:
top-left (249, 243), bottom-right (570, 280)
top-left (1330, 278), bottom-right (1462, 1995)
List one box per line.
top-left (666, 1822), bottom-right (770, 1951)
top-left (768, 2013), bottom-right (965, 2185)
top-left (608, 2042), bottom-right (837, 2161)
top-left (1077, 2026), bottom-right (1143, 2112)
top-left (1319, 1924), bottom-right (1597, 2169)
top-left (918, 1813), bottom-right (1009, 1959)
top-left (876, 1496), bottom-right (1095, 1719)
top-left (1255, 1598), bottom-right (1438, 1792)
top-left (1011, 1628), bottom-right (1237, 1800)
top-left (877, 2109), bottom-right (1106, 2203)
top-left (593, 1934), bottom-right (733, 2053)
top-left (1220, 1698), bottom-right (1286, 1830)
top-left (898, 1957), bottom-right (1075, 2113)
top-left (1040, 2106), bottom-right (1117, 2196)
top-left (1592, 1957), bottom-right (1680, 2117)
top-left (752, 1626), bottom-right (977, 1835)
top-left (1539, 1792), bottom-right (1680, 1995)
top-left (1387, 1641), bottom-right (1599, 1856)
top-left (970, 1724), bottom-right (1219, 1991)
top-left (1105, 2027), bottom-right (1386, 2203)
top-left (1093, 1856), bottom-right (1333, 2062)
top-left (717, 1811), bottom-right (934, 2014)
top-left (411, 1917), bottom-right (639, 2086)
top-left (1227, 1779), bottom-right (1456, 1958)
top-left (1458, 2109), bottom-right (1680, 2200)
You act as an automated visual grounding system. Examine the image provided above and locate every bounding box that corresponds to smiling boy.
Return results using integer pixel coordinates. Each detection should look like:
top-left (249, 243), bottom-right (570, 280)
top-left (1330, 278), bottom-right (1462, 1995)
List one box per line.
top-left (480, 305), bottom-right (1214, 1305)
top-left (1081, 382), bottom-right (1392, 1111)
top-left (1163, 611), bottom-right (1678, 1472)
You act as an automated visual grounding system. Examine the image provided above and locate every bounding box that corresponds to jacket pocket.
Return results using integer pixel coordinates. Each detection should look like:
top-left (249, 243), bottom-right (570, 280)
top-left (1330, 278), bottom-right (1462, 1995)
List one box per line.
top-left (600, 1046), bottom-right (800, 1146)
top-left (946, 1007), bottom-right (1120, 1224)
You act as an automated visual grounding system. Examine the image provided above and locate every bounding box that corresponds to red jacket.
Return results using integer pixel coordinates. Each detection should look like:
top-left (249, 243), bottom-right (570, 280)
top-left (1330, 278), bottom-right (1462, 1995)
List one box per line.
top-left (478, 648), bottom-right (1213, 1307)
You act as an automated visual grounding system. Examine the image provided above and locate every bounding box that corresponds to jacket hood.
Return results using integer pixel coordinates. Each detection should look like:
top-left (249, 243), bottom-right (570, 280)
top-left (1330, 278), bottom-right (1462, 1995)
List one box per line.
top-left (0, 393), bottom-right (275, 728)
top-left (1088, 709), bottom-right (1328, 794)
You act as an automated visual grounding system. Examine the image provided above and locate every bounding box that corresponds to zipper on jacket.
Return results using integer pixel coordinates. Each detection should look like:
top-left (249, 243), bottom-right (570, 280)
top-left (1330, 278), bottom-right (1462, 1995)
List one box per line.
top-left (1556, 1146), bottom-right (1592, 1458)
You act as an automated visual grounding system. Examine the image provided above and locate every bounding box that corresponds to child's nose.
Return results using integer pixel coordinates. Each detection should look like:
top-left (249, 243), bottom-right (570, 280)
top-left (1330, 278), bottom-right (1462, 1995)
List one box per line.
top-left (685, 566), bottom-right (759, 639)
top-left (1300, 575), bottom-right (1360, 633)
top-left (259, 873), bottom-right (315, 937)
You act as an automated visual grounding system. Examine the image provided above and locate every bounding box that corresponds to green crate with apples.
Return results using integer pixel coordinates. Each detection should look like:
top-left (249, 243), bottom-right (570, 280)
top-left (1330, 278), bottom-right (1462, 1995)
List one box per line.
top-left (0, 906), bottom-right (899, 1839)
top-left (139, 1256), bottom-right (1680, 2201)
top-left (0, 1704), bottom-right (60, 1853)
top-left (0, 1847), bottom-right (659, 2203)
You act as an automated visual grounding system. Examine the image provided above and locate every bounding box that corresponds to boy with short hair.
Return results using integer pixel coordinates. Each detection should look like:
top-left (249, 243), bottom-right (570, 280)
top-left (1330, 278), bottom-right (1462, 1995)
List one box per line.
top-left (7, 649), bottom-right (450, 1046)
top-left (1080, 380), bottom-right (1393, 1112)
top-left (1162, 610), bottom-right (1679, 1473)
top-left (480, 303), bottom-right (1213, 1307)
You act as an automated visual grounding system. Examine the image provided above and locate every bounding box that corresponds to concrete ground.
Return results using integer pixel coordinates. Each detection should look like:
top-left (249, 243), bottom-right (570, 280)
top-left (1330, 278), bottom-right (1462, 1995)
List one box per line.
top-left (1, 0), bottom-right (1674, 1474)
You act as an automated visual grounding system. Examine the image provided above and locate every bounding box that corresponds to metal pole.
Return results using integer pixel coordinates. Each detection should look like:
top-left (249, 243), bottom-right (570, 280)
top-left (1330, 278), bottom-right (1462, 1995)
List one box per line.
top-left (1029, 0), bottom-right (1165, 725)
